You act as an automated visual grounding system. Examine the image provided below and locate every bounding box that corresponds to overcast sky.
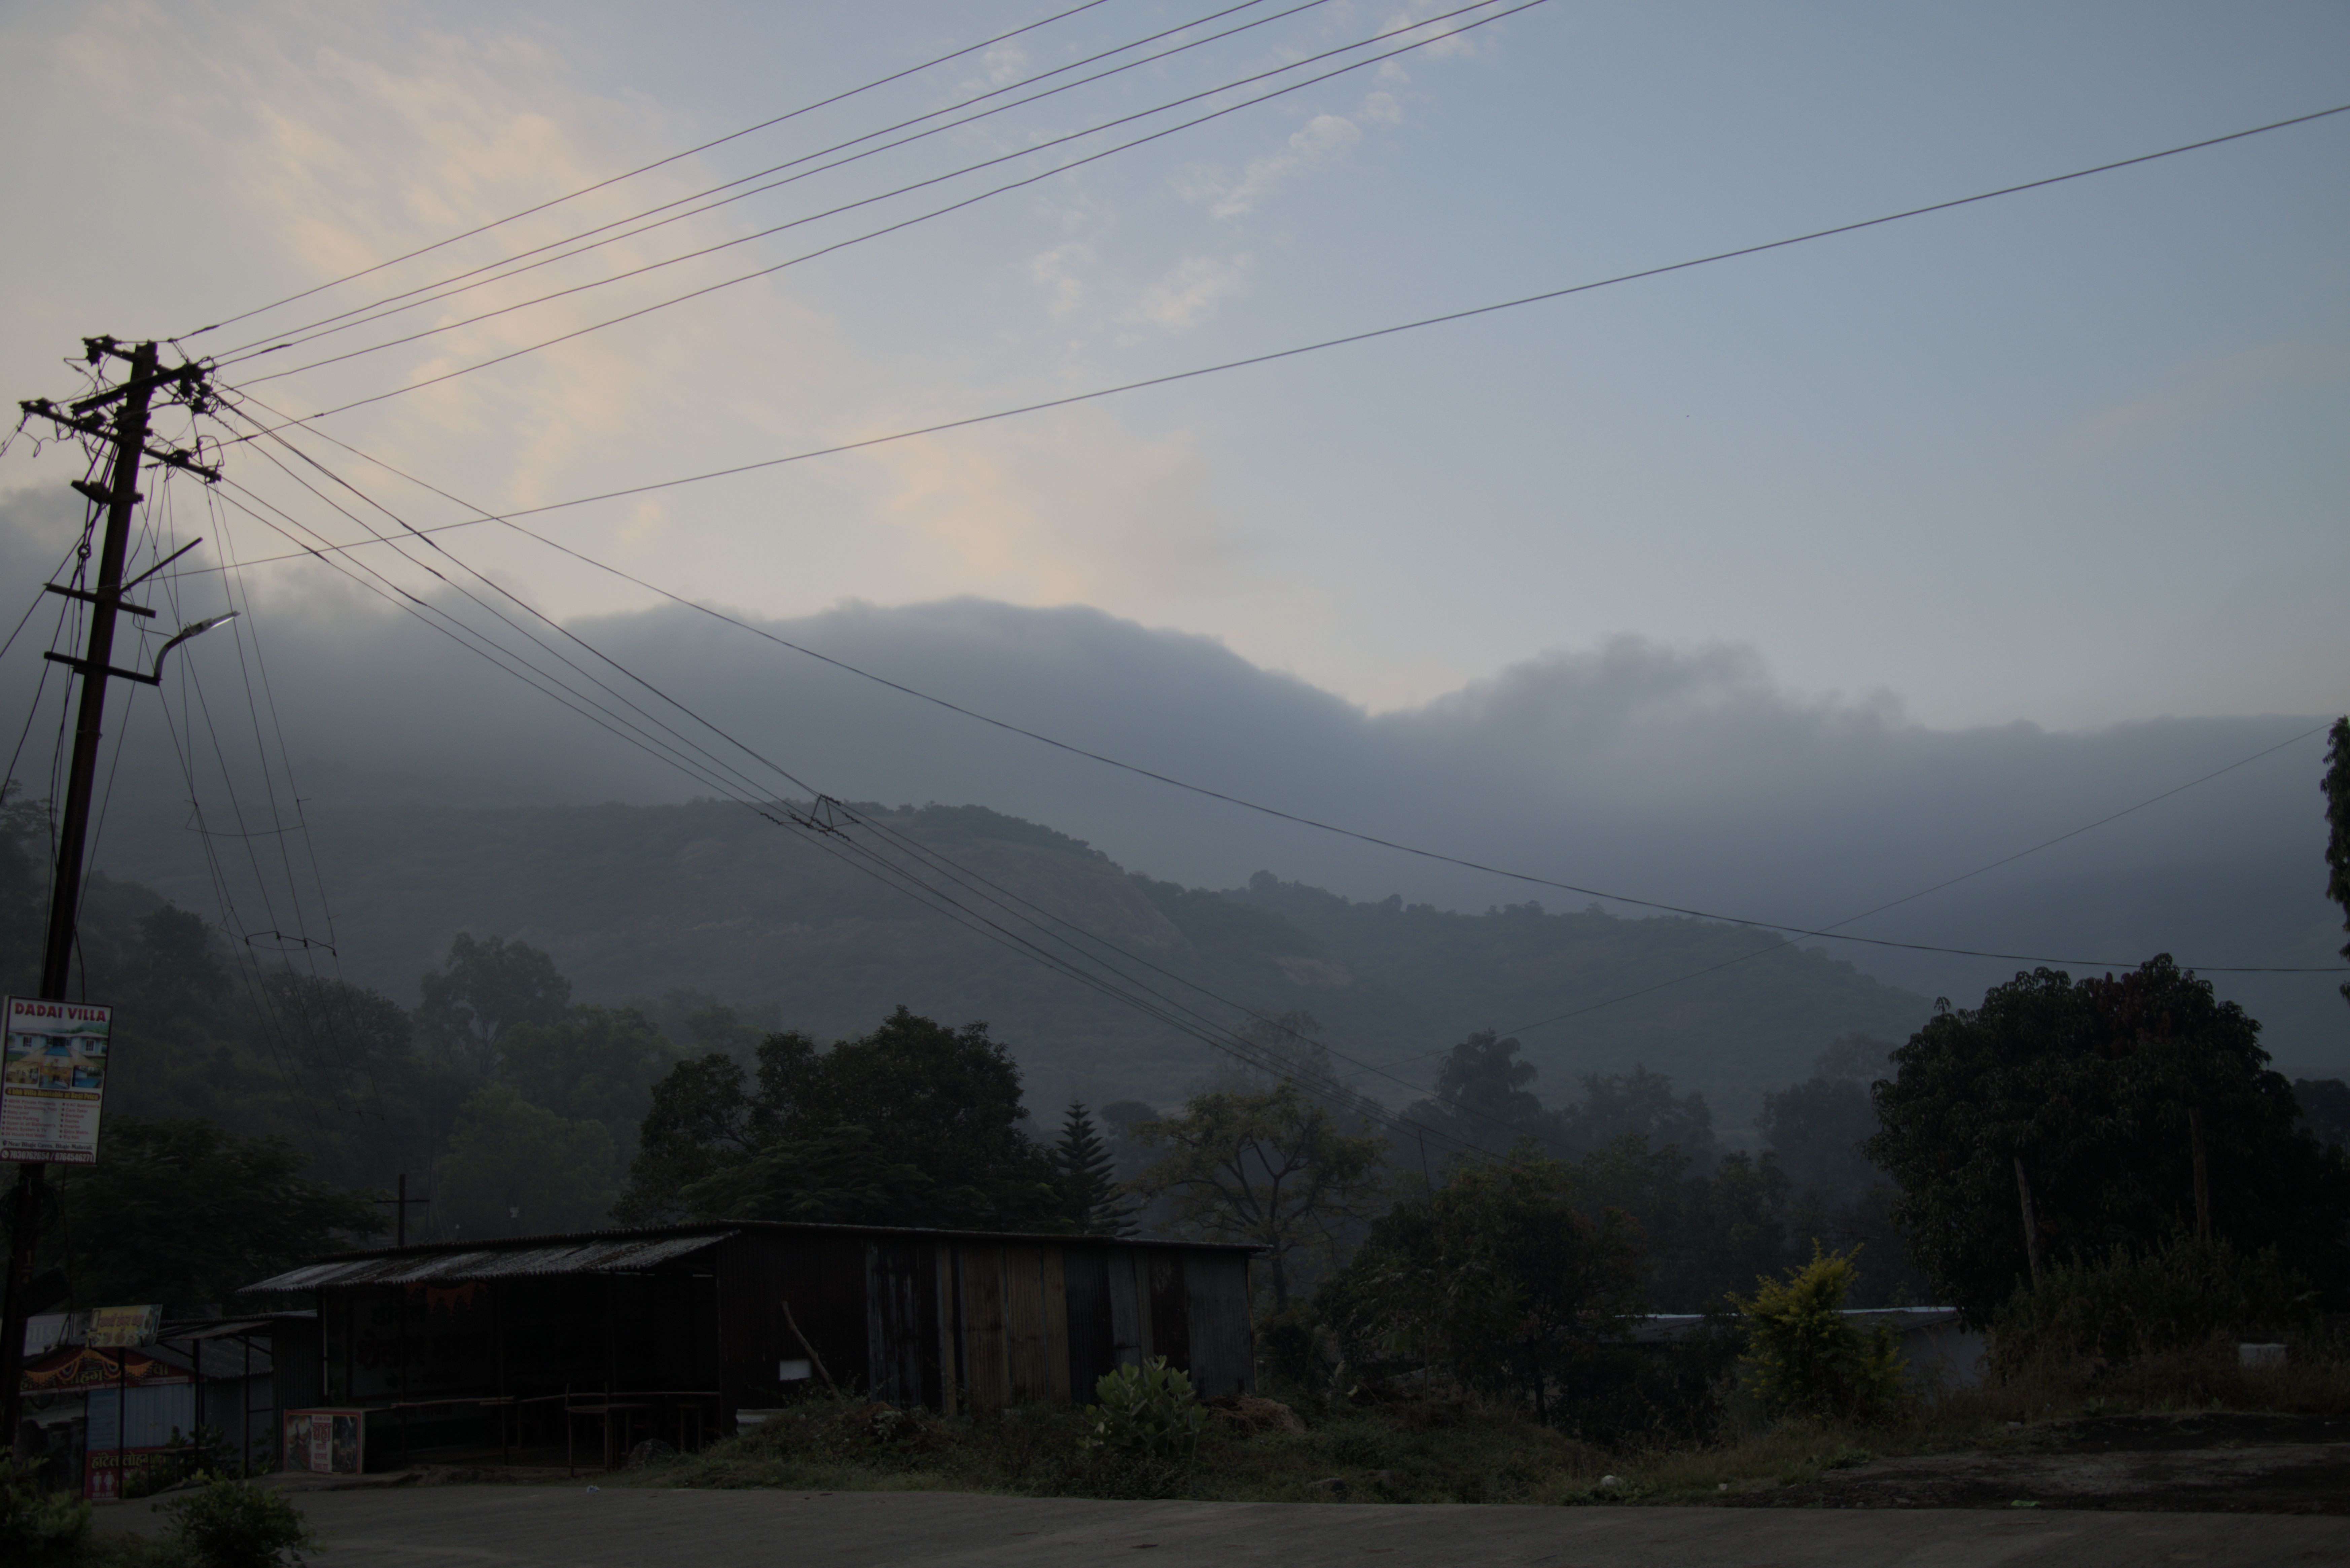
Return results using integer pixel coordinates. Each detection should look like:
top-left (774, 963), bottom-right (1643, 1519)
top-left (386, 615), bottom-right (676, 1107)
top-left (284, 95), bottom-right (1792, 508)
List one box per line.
top-left (3, 0), bottom-right (2344, 728)
top-left (2, 3), bottom-right (2346, 1073)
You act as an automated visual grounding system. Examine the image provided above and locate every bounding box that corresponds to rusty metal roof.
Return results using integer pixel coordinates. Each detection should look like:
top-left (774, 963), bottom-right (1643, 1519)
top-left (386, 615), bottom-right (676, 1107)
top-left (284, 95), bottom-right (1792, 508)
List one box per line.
top-left (243, 1231), bottom-right (732, 1294)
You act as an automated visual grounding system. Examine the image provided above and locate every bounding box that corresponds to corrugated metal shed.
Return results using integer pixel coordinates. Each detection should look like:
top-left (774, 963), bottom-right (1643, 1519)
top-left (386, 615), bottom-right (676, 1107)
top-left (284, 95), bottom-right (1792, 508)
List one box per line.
top-left (245, 1232), bottom-right (732, 1292)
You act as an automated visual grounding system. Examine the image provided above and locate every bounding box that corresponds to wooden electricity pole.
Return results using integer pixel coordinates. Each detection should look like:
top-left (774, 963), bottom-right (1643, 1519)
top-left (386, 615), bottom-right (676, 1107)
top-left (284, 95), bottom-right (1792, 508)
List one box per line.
top-left (2, 340), bottom-right (225, 1459)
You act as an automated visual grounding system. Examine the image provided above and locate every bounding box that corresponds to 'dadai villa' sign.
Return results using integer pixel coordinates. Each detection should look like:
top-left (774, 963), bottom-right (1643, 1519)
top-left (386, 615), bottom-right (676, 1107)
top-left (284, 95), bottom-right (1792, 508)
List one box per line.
top-left (1, 996), bottom-right (112, 1163)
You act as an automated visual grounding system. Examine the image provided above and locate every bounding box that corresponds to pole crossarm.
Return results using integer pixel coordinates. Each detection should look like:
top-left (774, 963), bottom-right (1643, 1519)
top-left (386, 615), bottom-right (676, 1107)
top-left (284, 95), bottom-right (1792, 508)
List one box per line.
top-left (18, 394), bottom-right (223, 482)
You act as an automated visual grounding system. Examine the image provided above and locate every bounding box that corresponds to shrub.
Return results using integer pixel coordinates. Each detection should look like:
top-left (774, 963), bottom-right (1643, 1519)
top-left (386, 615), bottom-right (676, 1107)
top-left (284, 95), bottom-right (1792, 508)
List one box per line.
top-left (158, 1475), bottom-right (316, 1568)
top-left (1084, 1358), bottom-right (1206, 1463)
top-left (1733, 1244), bottom-right (1905, 1420)
top-left (1, 1456), bottom-right (92, 1568)
top-left (1988, 1233), bottom-right (2311, 1380)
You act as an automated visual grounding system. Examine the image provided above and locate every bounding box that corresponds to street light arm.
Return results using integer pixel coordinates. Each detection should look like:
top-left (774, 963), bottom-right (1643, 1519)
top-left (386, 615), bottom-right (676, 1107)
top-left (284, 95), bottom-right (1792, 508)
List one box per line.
top-left (150, 610), bottom-right (237, 680)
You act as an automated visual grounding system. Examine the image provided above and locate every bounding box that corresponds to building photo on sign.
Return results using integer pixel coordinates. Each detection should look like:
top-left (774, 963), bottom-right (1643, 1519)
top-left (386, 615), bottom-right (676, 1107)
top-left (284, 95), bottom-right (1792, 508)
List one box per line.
top-left (0, 996), bottom-right (112, 1163)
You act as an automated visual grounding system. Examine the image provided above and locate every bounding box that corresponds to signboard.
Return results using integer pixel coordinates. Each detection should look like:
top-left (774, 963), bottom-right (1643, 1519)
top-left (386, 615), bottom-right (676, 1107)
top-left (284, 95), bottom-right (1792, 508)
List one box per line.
top-left (20, 1345), bottom-right (185, 1392)
top-left (283, 1409), bottom-right (365, 1476)
top-left (85, 1447), bottom-right (181, 1502)
top-left (1, 996), bottom-right (112, 1163)
top-left (85, 1304), bottom-right (161, 1349)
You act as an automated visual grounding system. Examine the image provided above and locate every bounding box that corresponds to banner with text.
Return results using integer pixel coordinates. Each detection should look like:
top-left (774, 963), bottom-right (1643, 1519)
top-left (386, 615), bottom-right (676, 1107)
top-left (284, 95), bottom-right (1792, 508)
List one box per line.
top-left (1, 996), bottom-right (112, 1163)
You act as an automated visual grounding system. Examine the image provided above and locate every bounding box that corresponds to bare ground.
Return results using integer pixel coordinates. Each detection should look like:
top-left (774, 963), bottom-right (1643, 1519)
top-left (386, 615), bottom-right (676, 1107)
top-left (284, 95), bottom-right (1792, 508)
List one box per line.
top-left (1733, 1413), bottom-right (2350, 1514)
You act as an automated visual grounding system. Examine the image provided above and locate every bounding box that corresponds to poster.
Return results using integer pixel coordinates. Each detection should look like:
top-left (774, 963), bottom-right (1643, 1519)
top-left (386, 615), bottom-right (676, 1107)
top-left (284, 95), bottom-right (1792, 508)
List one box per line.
top-left (284, 1409), bottom-right (365, 1475)
top-left (1, 996), bottom-right (112, 1163)
top-left (85, 1304), bottom-right (162, 1349)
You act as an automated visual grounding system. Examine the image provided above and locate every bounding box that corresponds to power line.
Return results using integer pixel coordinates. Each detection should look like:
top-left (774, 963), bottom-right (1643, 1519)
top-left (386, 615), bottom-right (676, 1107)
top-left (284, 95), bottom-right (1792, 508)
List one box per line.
top-left (1446, 721), bottom-right (2345, 1054)
top-left (228, 0), bottom-right (1542, 408)
top-left (211, 0), bottom-right (1334, 362)
top-left (215, 396), bottom-right (2350, 984)
top-left (180, 0), bottom-right (1127, 338)
top-left (207, 101), bottom-right (2350, 504)
top-left (206, 436), bottom-right (1505, 1159)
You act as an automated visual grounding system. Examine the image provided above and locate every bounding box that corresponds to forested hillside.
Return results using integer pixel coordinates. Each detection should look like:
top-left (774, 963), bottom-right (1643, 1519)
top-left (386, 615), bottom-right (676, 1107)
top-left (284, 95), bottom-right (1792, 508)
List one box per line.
top-left (91, 793), bottom-right (1929, 1121)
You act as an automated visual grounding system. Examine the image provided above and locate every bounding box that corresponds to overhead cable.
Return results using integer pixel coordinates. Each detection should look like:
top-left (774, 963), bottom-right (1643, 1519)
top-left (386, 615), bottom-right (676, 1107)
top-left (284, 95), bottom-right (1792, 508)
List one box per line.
top-left (219, 395), bottom-right (2350, 981)
top-left (228, 0), bottom-right (1544, 406)
top-left (180, 0), bottom-right (1125, 337)
top-left (211, 0), bottom-right (1333, 361)
top-left (212, 102), bottom-right (2350, 485)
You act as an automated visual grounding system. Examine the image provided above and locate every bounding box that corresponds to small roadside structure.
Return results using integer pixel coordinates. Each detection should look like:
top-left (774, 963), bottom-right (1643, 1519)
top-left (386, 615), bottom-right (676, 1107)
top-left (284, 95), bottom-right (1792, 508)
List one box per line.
top-left (241, 1220), bottom-right (1254, 1473)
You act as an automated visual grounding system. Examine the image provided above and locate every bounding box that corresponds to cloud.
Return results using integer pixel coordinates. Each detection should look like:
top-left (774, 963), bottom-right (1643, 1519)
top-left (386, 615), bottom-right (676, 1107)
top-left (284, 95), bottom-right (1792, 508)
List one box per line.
top-left (1027, 244), bottom-right (1094, 318)
top-left (1118, 256), bottom-right (1249, 333)
top-left (852, 408), bottom-right (1254, 606)
top-left (1210, 114), bottom-right (1362, 218)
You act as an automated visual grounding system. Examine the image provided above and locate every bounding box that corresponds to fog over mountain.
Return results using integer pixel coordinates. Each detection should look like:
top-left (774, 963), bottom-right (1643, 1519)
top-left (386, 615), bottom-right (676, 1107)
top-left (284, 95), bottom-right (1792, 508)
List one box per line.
top-left (4, 487), bottom-right (2340, 1097)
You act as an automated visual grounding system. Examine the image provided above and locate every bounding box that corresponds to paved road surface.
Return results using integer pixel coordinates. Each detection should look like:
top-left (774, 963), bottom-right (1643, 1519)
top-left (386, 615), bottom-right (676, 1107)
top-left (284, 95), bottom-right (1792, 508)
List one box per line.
top-left (94, 1485), bottom-right (2350, 1566)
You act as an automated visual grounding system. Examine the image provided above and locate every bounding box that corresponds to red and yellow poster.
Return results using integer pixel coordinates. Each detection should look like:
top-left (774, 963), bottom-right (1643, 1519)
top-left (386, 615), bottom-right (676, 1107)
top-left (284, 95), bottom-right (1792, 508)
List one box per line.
top-left (284, 1409), bottom-right (366, 1476)
top-left (1, 996), bottom-right (112, 1163)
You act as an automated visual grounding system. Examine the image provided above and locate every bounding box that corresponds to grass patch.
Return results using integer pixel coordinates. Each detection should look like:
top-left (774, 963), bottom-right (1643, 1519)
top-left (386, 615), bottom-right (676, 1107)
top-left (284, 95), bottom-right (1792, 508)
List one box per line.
top-left (623, 1334), bottom-right (2350, 1508)
top-left (636, 1392), bottom-right (1612, 1505)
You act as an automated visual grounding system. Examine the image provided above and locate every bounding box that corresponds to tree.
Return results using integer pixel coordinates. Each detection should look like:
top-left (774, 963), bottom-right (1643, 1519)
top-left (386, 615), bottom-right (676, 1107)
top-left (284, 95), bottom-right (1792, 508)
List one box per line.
top-left (2326, 716), bottom-right (2350, 1007)
top-left (1053, 1102), bottom-right (1134, 1235)
top-left (434, 1085), bottom-right (621, 1239)
top-left (1568, 1134), bottom-right (1797, 1310)
top-left (1329, 1145), bottom-right (1644, 1417)
top-left (1733, 1245), bottom-right (1904, 1420)
top-left (1557, 1066), bottom-right (1716, 1165)
top-left (2297, 1078), bottom-right (2350, 1151)
top-left (677, 1126), bottom-right (949, 1227)
top-left (618, 1007), bottom-right (1062, 1232)
top-left (1129, 1082), bottom-right (1388, 1306)
top-left (45, 1118), bottom-right (380, 1311)
top-left (1865, 957), bottom-right (2350, 1321)
top-left (497, 1004), bottom-right (678, 1151)
top-left (414, 933), bottom-right (572, 1076)
top-left (1757, 1076), bottom-right (1879, 1204)
top-left (1398, 1030), bottom-right (1562, 1160)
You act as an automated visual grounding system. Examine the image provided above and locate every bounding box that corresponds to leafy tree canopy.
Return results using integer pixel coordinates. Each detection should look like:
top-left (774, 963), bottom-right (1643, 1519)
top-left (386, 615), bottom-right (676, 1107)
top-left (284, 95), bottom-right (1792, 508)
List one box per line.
top-left (1322, 1144), bottom-right (1645, 1416)
top-left (1865, 956), bottom-right (2350, 1322)
top-left (498, 1003), bottom-right (679, 1147)
top-left (1129, 1082), bottom-right (1388, 1306)
top-left (31, 1117), bottom-right (381, 1311)
top-left (415, 932), bottom-right (572, 1075)
top-left (435, 1084), bottom-right (621, 1240)
top-left (622, 1006), bottom-right (1062, 1231)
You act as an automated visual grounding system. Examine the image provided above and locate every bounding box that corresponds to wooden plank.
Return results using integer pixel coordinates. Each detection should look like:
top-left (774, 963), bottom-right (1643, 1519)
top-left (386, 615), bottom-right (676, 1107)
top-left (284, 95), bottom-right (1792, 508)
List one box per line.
top-left (959, 1245), bottom-right (1009, 1410)
top-left (1002, 1245), bottom-right (1050, 1403)
top-left (1040, 1248), bottom-right (1071, 1403)
top-left (1124, 1250), bottom-right (1150, 1369)
top-left (864, 1241), bottom-right (925, 1405)
top-left (1146, 1251), bottom-right (1190, 1373)
top-left (934, 1243), bottom-right (958, 1417)
top-left (1183, 1252), bottom-right (1254, 1396)
top-left (1063, 1246), bottom-right (1116, 1395)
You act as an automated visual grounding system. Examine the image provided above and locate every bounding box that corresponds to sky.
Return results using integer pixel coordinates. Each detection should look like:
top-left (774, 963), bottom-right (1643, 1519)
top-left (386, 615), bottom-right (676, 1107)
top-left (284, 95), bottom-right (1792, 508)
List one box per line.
top-left (0, 2), bottom-right (2345, 1075)
top-left (1, 0), bottom-right (2343, 725)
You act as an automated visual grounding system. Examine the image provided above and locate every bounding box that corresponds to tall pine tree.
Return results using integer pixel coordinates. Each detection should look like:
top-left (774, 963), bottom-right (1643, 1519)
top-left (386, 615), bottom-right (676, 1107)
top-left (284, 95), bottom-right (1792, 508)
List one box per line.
top-left (1054, 1101), bottom-right (1135, 1236)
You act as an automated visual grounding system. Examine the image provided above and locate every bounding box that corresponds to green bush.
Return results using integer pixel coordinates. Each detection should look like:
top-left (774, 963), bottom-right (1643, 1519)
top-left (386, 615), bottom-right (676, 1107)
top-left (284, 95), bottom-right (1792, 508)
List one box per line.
top-left (1083, 1357), bottom-right (1206, 1463)
top-left (1, 1456), bottom-right (92, 1568)
top-left (1989, 1234), bottom-right (2310, 1380)
top-left (158, 1475), bottom-right (315, 1568)
top-left (1733, 1244), bottom-right (1906, 1420)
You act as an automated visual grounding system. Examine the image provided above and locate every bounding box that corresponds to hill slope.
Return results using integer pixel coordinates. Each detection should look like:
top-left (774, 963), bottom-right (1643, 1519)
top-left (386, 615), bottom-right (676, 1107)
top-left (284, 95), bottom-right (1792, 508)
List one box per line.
top-left (97, 793), bottom-right (1928, 1121)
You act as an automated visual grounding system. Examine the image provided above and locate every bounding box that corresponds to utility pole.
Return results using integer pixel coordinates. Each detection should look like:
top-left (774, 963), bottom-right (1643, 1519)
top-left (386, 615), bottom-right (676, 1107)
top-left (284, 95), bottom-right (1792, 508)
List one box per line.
top-left (2, 339), bottom-right (226, 1460)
